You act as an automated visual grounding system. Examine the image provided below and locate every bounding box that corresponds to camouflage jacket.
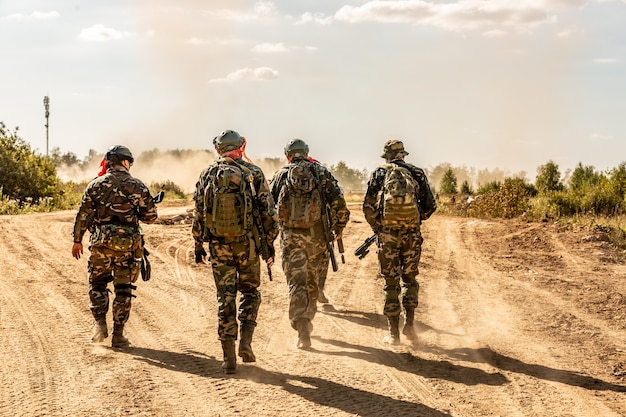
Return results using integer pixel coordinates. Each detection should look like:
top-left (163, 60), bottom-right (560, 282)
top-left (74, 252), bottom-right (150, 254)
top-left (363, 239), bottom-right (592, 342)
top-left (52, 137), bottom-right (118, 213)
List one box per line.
top-left (72, 166), bottom-right (158, 243)
top-left (363, 159), bottom-right (436, 232)
top-left (269, 157), bottom-right (350, 236)
top-left (192, 157), bottom-right (278, 250)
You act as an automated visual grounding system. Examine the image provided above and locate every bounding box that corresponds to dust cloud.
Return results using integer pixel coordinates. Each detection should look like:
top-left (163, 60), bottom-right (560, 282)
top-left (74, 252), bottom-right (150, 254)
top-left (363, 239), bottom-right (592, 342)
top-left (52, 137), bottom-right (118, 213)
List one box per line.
top-left (56, 150), bottom-right (217, 194)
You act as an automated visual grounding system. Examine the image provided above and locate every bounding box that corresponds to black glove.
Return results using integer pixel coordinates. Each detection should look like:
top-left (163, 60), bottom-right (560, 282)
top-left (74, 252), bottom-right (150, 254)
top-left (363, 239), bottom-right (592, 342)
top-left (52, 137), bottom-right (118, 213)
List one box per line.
top-left (195, 247), bottom-right (207, 264)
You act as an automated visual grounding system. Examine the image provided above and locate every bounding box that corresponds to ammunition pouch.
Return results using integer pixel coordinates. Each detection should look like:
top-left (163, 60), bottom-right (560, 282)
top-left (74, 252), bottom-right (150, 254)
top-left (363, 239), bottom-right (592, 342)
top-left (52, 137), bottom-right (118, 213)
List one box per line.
top-left (92, 224), bottom-right (140, 251)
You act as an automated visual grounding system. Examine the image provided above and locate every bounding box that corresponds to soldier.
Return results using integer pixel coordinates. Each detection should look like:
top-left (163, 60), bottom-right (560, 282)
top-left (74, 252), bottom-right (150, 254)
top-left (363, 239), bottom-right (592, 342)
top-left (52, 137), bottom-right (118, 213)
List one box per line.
top-left (269, 139), bottom-right (350, 349)
top-left (71, 145), bottom-right (158, 348)
top-left (192, 129), bottom-right (278, 374)
top-left (363, 140), bottom-right (436, 345)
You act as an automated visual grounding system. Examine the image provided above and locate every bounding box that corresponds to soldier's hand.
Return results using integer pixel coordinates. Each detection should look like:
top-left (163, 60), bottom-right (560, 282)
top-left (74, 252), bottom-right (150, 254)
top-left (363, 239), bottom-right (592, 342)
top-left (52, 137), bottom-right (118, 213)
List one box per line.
top-left (72, 242), bottom-right (83, 260)
top-left (265, 257), bottom-right (274, 268)
top-left (195, 247), bottom-right (208, 264)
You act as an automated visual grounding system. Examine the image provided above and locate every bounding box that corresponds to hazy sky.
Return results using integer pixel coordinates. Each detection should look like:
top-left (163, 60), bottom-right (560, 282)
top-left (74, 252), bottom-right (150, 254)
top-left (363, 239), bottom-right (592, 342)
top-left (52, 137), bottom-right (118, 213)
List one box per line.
top-left (1, 0), bottom-right (625, 179)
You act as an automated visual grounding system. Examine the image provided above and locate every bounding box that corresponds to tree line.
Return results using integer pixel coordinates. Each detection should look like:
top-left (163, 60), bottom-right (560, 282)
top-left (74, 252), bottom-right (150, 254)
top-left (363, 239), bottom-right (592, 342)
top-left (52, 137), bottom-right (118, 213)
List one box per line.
top-left (3, 120), bottom-right (626, 221)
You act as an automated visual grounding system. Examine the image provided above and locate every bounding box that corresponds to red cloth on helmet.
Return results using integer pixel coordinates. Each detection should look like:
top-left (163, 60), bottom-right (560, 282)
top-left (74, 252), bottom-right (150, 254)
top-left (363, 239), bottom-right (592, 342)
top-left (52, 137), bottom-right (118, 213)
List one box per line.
top-left (97, 158), bottom-right (108, 176)
top-left (308, 156), bottom-right (319, 164)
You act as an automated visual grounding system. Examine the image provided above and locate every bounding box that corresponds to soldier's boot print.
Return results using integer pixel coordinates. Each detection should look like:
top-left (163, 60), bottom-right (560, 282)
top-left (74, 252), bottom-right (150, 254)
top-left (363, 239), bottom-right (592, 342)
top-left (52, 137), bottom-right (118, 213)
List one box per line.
top-left (111, 324), bottom-right (130, 348)
top-left (238, 322), bottom-right (256, 363)
top-left (383, 316), bottom-right (400, 345)
top-left (402, 308), bottom-right (417, 341)
top-left (221, 340), bottom-right (237, 374)
top-left (92, 317), bottom-right (108, 343)
top-left (318, 276), bottom-right (329, 304)
top-left (296, 318), bottom-right (312, 349)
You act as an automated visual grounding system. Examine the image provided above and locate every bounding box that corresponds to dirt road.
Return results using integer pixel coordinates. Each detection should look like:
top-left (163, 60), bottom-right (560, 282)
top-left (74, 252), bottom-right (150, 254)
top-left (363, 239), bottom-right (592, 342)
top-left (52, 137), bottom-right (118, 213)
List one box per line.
top-left (0, 202), bottom-right (624, 416)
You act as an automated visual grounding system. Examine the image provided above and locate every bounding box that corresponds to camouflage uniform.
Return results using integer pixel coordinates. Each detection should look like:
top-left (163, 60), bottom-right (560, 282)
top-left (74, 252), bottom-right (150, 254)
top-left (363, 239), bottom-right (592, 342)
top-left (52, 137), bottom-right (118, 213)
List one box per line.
top-left (72, 165), bottom-right (157, 339)
top-left (270, 156), bottom-right (350, 340)
top-left (192, 158), bottom-right (278, 342)
top-left (363, 140), bottom-right (436, 343)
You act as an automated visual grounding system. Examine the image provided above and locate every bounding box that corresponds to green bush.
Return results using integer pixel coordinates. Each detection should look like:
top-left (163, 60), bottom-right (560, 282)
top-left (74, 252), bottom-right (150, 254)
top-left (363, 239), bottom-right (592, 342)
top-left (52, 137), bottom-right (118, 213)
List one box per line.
top-left (150, 180), bottom-right (189, 199)
top-left (0, 122), bottom-right (58, 204)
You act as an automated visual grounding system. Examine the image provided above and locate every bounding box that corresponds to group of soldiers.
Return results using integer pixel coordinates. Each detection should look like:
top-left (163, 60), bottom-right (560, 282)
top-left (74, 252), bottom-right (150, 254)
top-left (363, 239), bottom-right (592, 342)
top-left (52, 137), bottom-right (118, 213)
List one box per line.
top-left (71, 131), bottom-right (436, 374)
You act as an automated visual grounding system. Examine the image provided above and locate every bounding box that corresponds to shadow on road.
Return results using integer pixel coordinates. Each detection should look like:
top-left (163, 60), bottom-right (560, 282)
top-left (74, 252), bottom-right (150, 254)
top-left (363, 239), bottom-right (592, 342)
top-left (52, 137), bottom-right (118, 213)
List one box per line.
top-left (314, 336), bottom-right (508, 387)
top-left (427, 345), bottom-right (626, 393)
top-left (127, 346), bottom-right (453, 417)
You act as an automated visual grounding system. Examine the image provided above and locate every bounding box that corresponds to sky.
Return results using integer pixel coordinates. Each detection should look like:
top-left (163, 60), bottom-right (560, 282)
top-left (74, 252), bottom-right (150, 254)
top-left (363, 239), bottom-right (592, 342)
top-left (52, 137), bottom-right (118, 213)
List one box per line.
top-left (1, 0), bottom-right (626, 182)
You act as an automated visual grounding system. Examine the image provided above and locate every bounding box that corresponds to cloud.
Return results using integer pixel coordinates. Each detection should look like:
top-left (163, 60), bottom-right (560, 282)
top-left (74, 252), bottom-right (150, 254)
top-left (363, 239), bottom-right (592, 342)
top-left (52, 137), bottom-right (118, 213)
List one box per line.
top-left (590, 133), bottom-right (614, 141)
top-left (208, 67), bottom-right (279, 83)
top-left (79, 24), bottom-right (132, 42)
top-left (202, 1), bottom-right (277, 22)
top-left (295, 12), bottom-right (334, 25)
top-left (251, 42), bottom-right (318, 53)
top-left (334, 0), bottom-right (588, 31)
top-left (252, 42), bottom-right (289, 53)
top-left (5, 11), bottom-right (60, 20)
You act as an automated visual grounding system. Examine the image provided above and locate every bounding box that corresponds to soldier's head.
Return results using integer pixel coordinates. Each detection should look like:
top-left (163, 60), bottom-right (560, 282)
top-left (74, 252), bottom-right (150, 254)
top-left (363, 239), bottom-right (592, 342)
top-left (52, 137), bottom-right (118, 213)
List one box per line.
top-left (213, 130), bottom-right (245, 155)
top-left (284, 138), bottom-right (309, 161)
top-left (381, 139), bottom-right (409, 161)
top-left (105, 145), bottom-right (134, 168)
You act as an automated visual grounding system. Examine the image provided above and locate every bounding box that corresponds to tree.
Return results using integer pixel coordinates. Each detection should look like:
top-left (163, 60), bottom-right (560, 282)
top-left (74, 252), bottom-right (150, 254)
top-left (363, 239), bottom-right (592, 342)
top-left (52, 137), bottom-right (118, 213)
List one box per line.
top-left (440, 168), bottom-right (458, 194)
top-left (568, 162), bottom-right (601, 191)
top-left (329, 161), bottom-right (367, 191)
top-left (49, 147), bottom-right (80, 167)
top-left (535, 160), bottom-right (563, 193)
top-left (460, 180), bottom-right (472, 194)
top-left (0, 122), bottom-right (58, 203)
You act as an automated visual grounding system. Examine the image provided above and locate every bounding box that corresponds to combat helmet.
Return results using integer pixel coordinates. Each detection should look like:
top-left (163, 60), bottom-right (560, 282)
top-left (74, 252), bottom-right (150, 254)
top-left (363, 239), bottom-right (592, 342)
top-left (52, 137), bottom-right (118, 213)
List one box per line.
top-left (213, 130), bottom-right (244, 153)
top-left (105, 145), bottom-right (134, 164)
top-left (284, 138), bottom-right (309, 159)
top-left (381, 139), bottom-right (409, 159)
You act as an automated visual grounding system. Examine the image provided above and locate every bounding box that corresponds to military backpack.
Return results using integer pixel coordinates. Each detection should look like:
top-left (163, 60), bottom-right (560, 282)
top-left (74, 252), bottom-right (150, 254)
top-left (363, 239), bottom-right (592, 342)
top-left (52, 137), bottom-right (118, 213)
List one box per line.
top-left (277, 159), bottom-right (322, 228)
top-left (380, 163), bottom-right (421, 229)
top-left (203, 158), bottom-right (254, 239)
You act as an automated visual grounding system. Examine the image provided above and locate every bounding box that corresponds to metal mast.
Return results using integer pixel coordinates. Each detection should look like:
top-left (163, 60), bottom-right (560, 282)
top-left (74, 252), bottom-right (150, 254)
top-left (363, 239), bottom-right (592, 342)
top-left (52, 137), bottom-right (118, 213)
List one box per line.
top-left (43, 96), bottom-right (50, 156)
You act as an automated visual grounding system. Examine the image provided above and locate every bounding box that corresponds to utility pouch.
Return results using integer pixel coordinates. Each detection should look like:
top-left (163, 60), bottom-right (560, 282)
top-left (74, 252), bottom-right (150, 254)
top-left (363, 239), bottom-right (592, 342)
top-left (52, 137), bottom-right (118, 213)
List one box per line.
top-left (94, 224), bottom-right (139, 251)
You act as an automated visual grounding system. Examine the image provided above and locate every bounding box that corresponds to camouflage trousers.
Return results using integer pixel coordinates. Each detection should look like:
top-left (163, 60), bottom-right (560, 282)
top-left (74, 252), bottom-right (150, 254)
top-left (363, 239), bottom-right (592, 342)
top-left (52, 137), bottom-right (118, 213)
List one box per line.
top-left (280, 228), bottom-right (329, 329)
top-left (208, 237), bottom-right (261, 341)
top-left (377, 228), bottom-right (423, 319)
top-left (88, 244), bottom-right (141, 326)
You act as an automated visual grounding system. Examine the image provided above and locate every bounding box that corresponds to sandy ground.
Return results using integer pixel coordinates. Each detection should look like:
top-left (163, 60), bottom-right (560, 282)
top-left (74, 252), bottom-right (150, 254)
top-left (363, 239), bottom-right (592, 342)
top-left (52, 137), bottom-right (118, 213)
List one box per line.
top-left (0, 201), bottom-right (624, 417)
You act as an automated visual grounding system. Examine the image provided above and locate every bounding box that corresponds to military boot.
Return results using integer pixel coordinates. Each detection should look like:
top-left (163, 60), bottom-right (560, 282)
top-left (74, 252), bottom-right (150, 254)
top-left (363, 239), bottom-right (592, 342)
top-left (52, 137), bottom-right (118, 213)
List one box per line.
top-left (92, 319), bottom-right (108, 343)
top-left (296, 319), bottom-right (312, 349)
top-left (383, 316), bottom-right (400, 345)
top-left (221, 340), bottom-right (237, 374)
top-left (238, 322), bottom-right (256, 363)
top-left (402, 308), bottom-right (417, 341)
top-left (111, 324), bottom-right (130, 348)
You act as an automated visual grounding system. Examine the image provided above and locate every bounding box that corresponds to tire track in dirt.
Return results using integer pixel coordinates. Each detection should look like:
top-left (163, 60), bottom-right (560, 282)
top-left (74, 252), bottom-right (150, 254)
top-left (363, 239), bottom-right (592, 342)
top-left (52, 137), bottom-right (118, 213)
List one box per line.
top-left (0, 214), bottom-right (98, 416)
top-left (422, 216), bottom-right (625, 417)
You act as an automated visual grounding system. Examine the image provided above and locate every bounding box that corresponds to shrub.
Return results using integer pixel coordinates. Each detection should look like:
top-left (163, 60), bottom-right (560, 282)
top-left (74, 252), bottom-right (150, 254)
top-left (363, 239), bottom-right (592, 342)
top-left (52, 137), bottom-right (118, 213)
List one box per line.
top-left (0, 122), bottom-right (58, 204)
top-left (150, 180), bottom-right (188, 199)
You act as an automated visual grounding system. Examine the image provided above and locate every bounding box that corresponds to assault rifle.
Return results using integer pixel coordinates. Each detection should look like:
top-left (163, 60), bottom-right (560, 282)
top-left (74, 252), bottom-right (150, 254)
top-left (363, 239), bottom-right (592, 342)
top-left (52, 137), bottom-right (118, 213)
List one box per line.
top-left (317, 173), bottom-right (342, 272)
top-left (140, 190), bottom-right (165, 281)
top-left (245, 173), bottom-right (273, 281)
top-left (354, 234), bottom-right (377, 260)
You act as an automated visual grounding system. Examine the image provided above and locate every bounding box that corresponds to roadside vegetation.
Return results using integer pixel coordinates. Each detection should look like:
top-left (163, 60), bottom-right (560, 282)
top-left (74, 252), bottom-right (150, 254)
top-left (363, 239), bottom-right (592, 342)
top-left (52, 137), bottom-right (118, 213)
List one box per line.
top-left (3, 120), bottom-right (626, 247)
